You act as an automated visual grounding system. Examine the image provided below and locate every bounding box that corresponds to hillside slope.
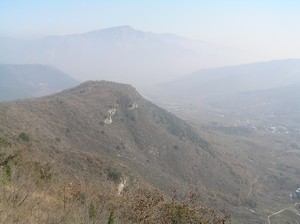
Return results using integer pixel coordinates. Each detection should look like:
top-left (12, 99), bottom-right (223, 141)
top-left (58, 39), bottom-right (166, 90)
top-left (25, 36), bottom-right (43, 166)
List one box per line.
top-left (0, 81), bottom-right (249, 222)
top-left (0, 63), bottom-right (79, 101)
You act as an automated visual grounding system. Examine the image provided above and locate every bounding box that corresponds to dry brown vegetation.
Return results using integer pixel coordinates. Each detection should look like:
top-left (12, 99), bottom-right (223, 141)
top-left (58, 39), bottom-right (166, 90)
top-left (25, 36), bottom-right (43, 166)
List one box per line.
top-left (0, 142), bottom-right (230, 223)
top-left (0, 81), bottom-right (236, 223)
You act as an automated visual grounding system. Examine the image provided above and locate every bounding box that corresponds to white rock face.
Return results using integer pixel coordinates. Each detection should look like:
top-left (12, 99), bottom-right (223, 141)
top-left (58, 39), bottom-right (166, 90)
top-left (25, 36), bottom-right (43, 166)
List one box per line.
top-left (108, 108), bottom-right (117, 115)
top-left (117, 178), bottom-right (127, 195)
top-left (104, 116), bottom-right (112, 124)
top-left (104, 107), bottom-right (117, 124)
top-left (129, 102), bottom-right (138, 110)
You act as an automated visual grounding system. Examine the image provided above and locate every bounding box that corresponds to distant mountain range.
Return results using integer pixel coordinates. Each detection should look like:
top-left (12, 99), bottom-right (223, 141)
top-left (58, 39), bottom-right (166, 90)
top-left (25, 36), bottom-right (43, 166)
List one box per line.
top-left (0, 26), bottom-right (252, 87)
top-left (161, 59), bottom-right (300, 97)
top-left (157, 58), bottom-right (300, 123)
top-left (0, 63), bottom-right (79, 101)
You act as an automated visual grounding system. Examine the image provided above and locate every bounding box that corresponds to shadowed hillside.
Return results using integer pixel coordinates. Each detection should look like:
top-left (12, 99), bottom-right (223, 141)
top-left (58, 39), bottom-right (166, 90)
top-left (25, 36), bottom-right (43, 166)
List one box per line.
top-left (0, 63), bottom-right (79, 101)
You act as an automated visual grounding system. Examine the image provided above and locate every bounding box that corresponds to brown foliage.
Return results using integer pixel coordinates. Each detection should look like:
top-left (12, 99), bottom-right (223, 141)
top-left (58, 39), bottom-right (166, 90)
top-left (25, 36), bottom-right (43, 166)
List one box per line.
top-left (120, 189), bottom-right (231, 224)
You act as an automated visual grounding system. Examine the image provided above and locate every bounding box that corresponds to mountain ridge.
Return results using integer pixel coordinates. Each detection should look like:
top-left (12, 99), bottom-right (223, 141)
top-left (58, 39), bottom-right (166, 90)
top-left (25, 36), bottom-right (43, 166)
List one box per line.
top-left (0, 26), bottom-right (254, 87)
top-left (0, 63), bottom-right (79, 101)
top-left (159, 58), bottom-right (300, 98)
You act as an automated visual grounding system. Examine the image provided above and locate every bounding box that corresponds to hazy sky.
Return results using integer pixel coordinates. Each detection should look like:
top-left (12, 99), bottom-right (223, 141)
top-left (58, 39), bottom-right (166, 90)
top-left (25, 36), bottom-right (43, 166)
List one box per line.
top-left (1, 0), bottom-right (300, 60)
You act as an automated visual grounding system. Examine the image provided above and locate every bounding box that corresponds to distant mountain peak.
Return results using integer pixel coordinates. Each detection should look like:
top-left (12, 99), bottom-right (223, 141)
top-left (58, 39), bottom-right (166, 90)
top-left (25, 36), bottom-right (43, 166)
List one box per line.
top-left (85, 25), bottom-right (139, 36)
top-left (0, 25), bottom-right (255, 85)
top-left (114, 25), bottom-right (135, 31)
